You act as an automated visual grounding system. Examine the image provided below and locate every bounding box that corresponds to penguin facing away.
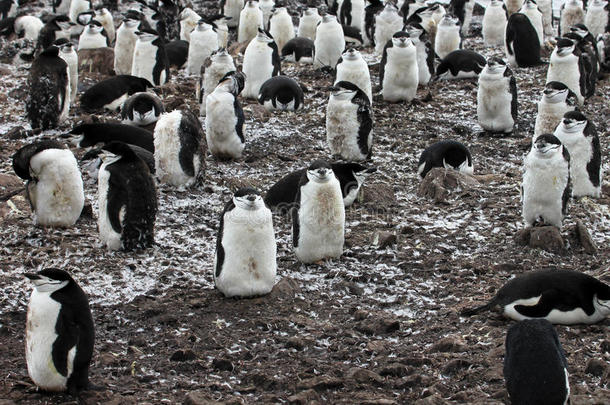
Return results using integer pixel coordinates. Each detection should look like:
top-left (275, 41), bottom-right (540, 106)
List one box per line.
top-left (335, 48), bottom-right (373, 102)
top-left (340, 0), bottom-right (365, 32)
top-left (165, 39), bottom-right (189, 69)
top-left (37, 15), bottom-right (73, 52)
top-left (505, 12), bottom-right (542, 67)
top-left (461, 269), bottom-right (610, 324)
top-left (258, 75), bottom-right (304, 111)
top-left (405, 23), bottom-right (434, 85)
top-left (214, 187), bottom-right (277, 298)
top-left (80, 75), bottom-right (153, 112)
top-left (538, 0), bottom-right (553, 36)
top-left (504, 319), bottom-right (571, 405)
top-left (553, 111), bottom-right (601, 198)
top-left (482, 0), bottom-right (509, 47)
top-left (477, 57), bottom-right (518, 133)
top-left (98, 141), bottom-right (157, 251)
top-left (380, 32), bottom-right (419, 103)
top-left (534, 81), bottom-right (579, 139)
top-left (518, 0), bottom-right (544, 45)
top-left (131, 28), bottom-right (170, 86)
top-left (450, 0), bottom-right (475, 36)
top-left (238, 0), bottom-right (264, 44)
top-left (242, 28), bottom-right (281, 99)
top-left (221, 0), bottom-right (244, 28)
top-left (313, 14), bottom-right (346, 69)
top-left (68, 122), bottom-right (155, 153)
top-left (24, 268), bottom-right (94, 394)
top-left (435, 49), bottom-right (486, 80)
top-left (281, 37), bottom-right (314, 64)
top-left (269, 7), bottom-right (295, 53)
top-left (198, 48), bottom-right (236, 116)
top-left (121, 91), bottom-right (165, 128)
top-left (363, 0), bottom-right (385, 46)
top-left (417, 140), bottom-right (474, 178)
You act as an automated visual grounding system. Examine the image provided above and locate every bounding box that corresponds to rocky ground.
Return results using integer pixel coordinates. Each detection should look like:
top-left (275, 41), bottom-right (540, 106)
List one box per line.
top-left (0, 2), bottom-right (609, 405)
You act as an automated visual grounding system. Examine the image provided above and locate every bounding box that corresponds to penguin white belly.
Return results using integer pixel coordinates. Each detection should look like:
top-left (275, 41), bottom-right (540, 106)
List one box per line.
top-left (295, 179), bottom-right (345, 263)
top-left (335, 62), bottom-right (372, 102)
top-left (555, 135), bottom-right (599, 197)
top-left (29, 149), bottom-right (84, 227)
top-left (461, 2), bottom-right (474, 36)
top-left (298, 17), bottom-right (319, 40)
top-left (382, 48), bottom-right (418, 102)
top-left (270, 16), bottom-right (295, 52)
top-left (26, 290), bottom-right (74, 391)
top-left (97, 163), bottom-right (123, 250)
top-left (326, 98), bottom-right (364, 161)
top-left (132, 41), bottom-right (157, 86)
top-left (435, 27), bottom-right (461, 59)
top-left (538, 0), bottom-right (553, 36)
top-left (534, 101), bottom-right (570, 138)
top-left (243, 44), bottom-right (274, 99)
top-left (60, 52), bottom-right (78, 103)
top-left (560, 8), bottom-right (585, 36)
top-left (347, 1), bottom-right (365, 31)
top-left (414, 42), bottom-right (432, 85)
top-left (584, 8), bottom-right (607, 38)
top-left (103, 93), bottom-right (128, 112)
top-left (374, 18), bottom-right (404, 56)
top-left (114, 27), bottom-right (137, 75)
top-left (216, 25), bottom-right (229, 49)
top-left (503, 295), bottom-right (606, 324)
top-left (15, 16), bottom-right (43, 41)
top-left (201, 63), bottom-right (236, 116)
top-left (503, 296), bottom-right (542, 320)
top-left (215, 208), bottom-right (277, 297)
top-left (205, 91), bottom-right (243, 158)
top-left (224, 0), bottom-right (244, 27)
top-left (477, 77), bottom-right (514, 132)
top-left (482, 9), bottom-right (507, 47)
top-left (546, 56), bottom-right (583, 104)
top-left (238, 11), bottom-right (263, 44)
top-left (154, 112), bottom-right (196, 186)
top-left (186, 31), bottom-right (219, 76)
top-left (314, 25), bottom-right (345, 69)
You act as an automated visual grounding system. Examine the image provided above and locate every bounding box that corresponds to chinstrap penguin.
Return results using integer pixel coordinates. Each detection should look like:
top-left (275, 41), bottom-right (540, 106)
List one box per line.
top-left (380, 32), bottom-right (419, 103)
top-left (477, 57), bottom-right (518, 133)
top-left (374, 1), bottom-right (403, 56)
top-left (584, 0), bottom-right (610, 38)
top-left (164, 39), bottom-right (189, 69)
top-left (417, 140), bottom-right (474, 178)
top-left (36, 15), bottom-right (73, 52)
top-left (179, 7), bottom-right (200, 41)
top-left (93, 6), bottom-right (114, 44)
top-left (363, 0), bottom-right (384, 46)
top-left (281, 37), bottom-right (314, 64)
top-left (450, 0), bottom-right (475, 36)
top-left (482, 0), bottom-right (509, 47)
top-left (68, 122), bottom-right (155, 152)
top-left (131, 28), bottom-right (170, 86)
top-left (435, 49), bottom-right (486, 80)
top-left (77, 20), bottom-right (108, 51)
top-left (435, 14), bottom-right (462, 60)
top-left (546, 38), bottom-right (586, 104)
top-left (221, 0), bottom-right (244, 28)
top-left (313, 14), bottom-right (345, 69)
top-left (269, 7), bottom-right (295, 53)
top-left (505, 12), bottom-right (542, 67)
top-left (298, 7), bottom-right (322, 41)
top-left (186, 19), bottom-right (219, 76)
top-left (559, 0), bottom-right (585, 36)
top-left (114, 10), bottom-right (144, 75)
top-left (242, 28), bottom-right (281, 99)
top-left (80, 75), bottom-right (153, 112)
top-left (54, 38), bottom-right (78, 104)
top-left (121, 92), bottom-right (164, 129)
top-left (335, 48), bottom-right (372, 102)
top-left (534, 81), bottom-right (579, 139)
top-left (12, 15), bottom-right (44, 41)
top-left (258, 75), bottom-right (304, 111)
top-left (259, 0), bottom-right (275, 29)
top-left (198, 48), bottom-right (236, 116)
top-left (518, 0), bottom-right (544, 45)
top-left (406, 23), bottom-right (434, 85)
top-left (238, 0), bottom-right (264, 44)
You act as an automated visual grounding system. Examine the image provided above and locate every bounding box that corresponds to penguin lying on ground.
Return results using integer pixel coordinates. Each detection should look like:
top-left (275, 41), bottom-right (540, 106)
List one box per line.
top-left (417, 140), bottom-right (474, 178)
top-left (80, 75), bottom-right (153, 112)
top-left (435, 50), bottom-right (486, 80)
top-left (258, 76), bottom-right (304, 111)
top-left (68, 122), bottom-right (155, 152)
top-left (121, 92), bottom-right (164, 129)
top-left (281, 37), bottom-right (314, 64)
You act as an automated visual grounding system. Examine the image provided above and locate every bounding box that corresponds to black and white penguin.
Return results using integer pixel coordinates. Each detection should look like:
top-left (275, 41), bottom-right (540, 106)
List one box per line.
top-left (584, 0), bottom-right (610, 38)
top-left (462, 269), bottom-right (610, 324)
top-left (81, 75), bottom-right (153, 112)
top-left (206, 71), bottom-right (246, 159)
top-left (93, 7), bottom-right (114, 44)
top-left (504, 319), bottom-right (570, 405)
top-left (546, 38), bottom-right (585, 105)
top-left (69, 0), bottom-right (92, 24)
top-left (292, 160), bottom-right (345, 264)
top-left (198, 48), bottom-right (236, 116)
top-left (97, 141), bottom-right (157, 250)
top-left (565, 26), bottom-right (600, 98)
top-left (221, 0), bottom-right (244, 28)
top-left (131, 28), bottom-right (170, 86)
top-left (450, 0), bottom-right (475, 37)
top-left (68, 122), bottom-right (155, 152)
top-left (81, 142), bottom-right (155, 176)
top-left (380, 32), bottom-right (419, 103)
top-left (53, 0), bottom-right (70, 15)
top-left (340, 0), bottom-right (366, 33)
top-left (404, 5), bottom-right (437, 42)
top-left (417, 140), bottom-right (473, 178)
top-left (259, 0), bottom-right (275, 29)
top-left (258, 76), bottom-right (304, 111)
top-left (374, 1), bottom-right (403, 55)
top-left (598, 33), bottom-right (610, 72)
top-left (242, 28), bottom-right (281, 99)
top-left (401, 0), bottom-right (427, 21)
top-left (435, 14), bottom-right (462, 60)
top-left (214, 187), bottom-right (277, 298)
top-left (269, 7), bottom-right (295, 53)
top-left (518, 0), bottom-right (544, 45)
top-left (114, 10), bottom-right (144, 75)
top-left (477, 57), bottom-right (518, 133)
top-left (24, 268), bottom-right (94, 394)
top-left (186, 19), bottom-right (218, 75)
top-left (553, 111), bottom-right (601, 197)
top-left (37, 15), bottom-right (73, 53)
top-left (342, 24), bottom-right (364, 46)
top-left (335, 48), bottom-right (372, 102)
top-left (179, 7), bottom-right (200, 41)
top-left (522, 134), bottom-right (571, 228)
top-left (208, 14), bottom-right (231, 49)
top-left (238, 0), bottom-right (264, 43)
top-left (560, 0), bottom-right (585, 36)
top-left (534, 81), bottom-right (579, 138)
top-left (406, 23), bottom-right (434, 85)
top-left (298, 7), bottom-right (322, 41)
top-left (164, 39), bottom-right (189, 68)
top-left (53, 38), bottom-right (78, 104)
top-left (26, 46), bottom-right (70, 130)
top-left (482, 0), bottom-right (508, 47)
top-left (505, 13), bottom-right (542, 67)
top-left (154, 108), bottom-right (205, 187)
top-left (435, 49), bottom-right (486, 80)
top-left (314, 14), bottom-right (346, 69)
top-left (0, 0), bottom-right (17, 19)
top-left (504, 0), bottom-right (524, 15)
top-left (77, 20), bottom-right (108, 51)
top-left (363, 0), bottom-right (384, 46)
top-left (281, 37), bottom-right (314, 64)
top-left (12, 15), bottom-right (43, 41)
top-left (326, 81), bottom-right (373, 162)
top-left (12, 140), bottom-right (84, 227)
top-left (121, 92), bottom-right (164, 129)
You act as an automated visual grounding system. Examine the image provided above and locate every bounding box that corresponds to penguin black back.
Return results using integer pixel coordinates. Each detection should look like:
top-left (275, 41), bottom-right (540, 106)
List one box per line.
top-left (12, 140), bottom-right (67, 180)
top-left (165, 39), bottom-right (189, 68)
top-left (435, 50), bottom-right (486, 78)
top-left (81, 75), bottom-right (153, 111)
top-left (70, 122), bottom-right (155, 152)
top-left (37, 15), bottom-right (71, 51)
top-left (258, 75), bottom-right (305, 110)
top-left (506, 13), bottom-right (542, 67)
top-left (418, 140), bottom-right (473, 178)
top-left (281, 37), bottom-right (314, 62)
top-left (364, 0), bottom-right (384, 45)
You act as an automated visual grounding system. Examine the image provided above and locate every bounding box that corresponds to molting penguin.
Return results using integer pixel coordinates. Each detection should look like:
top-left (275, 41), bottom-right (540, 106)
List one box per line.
top-left (242, 28), bottom-right (280, 99)
top-left (281, 37), bottom-right (314, 63)
top-left (504, 319), bottom-right (571, 405)
top-left (505, 12), bottom-right (542, 67)
top-left (154, 108), bottom-right (206, 187)
top-left (559, 0), bottom-right (585, 36)
top-left (546, 38), bottom-right (585, 105)
top-left (292, 160), bottom-right (345, 264)
top-left (269, 7), bottom-right (295, 53)
top-left (406, 23), bottom-right (434, 85)
top-left (380, 32), bottom-right (419, 103)
top-left (521, 134), bottom-right (571, 228)
top-left (221, 0), bottom-right (244, 28)
top-left (77, 20), bottom-right (108, 50)
top-left (518, 0), bottom-right (544, 45)
top-left (363, 0), bottom-right (384, 46)
top-left (298, 7), bottom-right (322, 41)
top-left (504, 0), bottom-right (524, 15)
top-left (131, 28), bottom-right (170, 86)
top-left (374, 1), bottom-right (404, 56)
top-left (538, 0), bottom-right (553, 36)
top-left (121, 92), bottom-right (164, 129)
top-left (335, 48), bottom-right (372, 102)
top-left (259, 0), bottom-right (275, 29)
top-left (553, 111), bottom-right (601, 198)
top-left (198, 48), bottom-right (236, 116)
top-left (417, 140), bottom-right (473, 178)
top-left (534, 81), bottom-right (578, 139)
top-left (326, 81), bottom-right (373, 162)
top-left (209, 14), bottom-right (231, 49)
top-left (450, 0), bottom-right (475, 36)
top-left (37, 15), bottom-right (73, 52)
top-left (179, 7), bottom-right (200, 41)
top-left (238, 0), bottom-right (264, 44)
top-left (80, 75), bottom-right (153, 112)
top-left (114, 11), bottom-right (143, 75)
top-left (69, 0), bottom-right (92, 24)
top-left (584, 0), bottom-right (610, 38)
top-left (98, 141), bottom-right (157, 250)
top-left (93, 7), bottom-right (114, 44)
top-left (340, 0), bottom-right (366, 32)
top-left (214, 188), bottom-right (277, 298)
top-left (186, 20), bottom-right (219, 76)
top-left (462, 269), bottom-right (610, 324)
top-left (482, 0), bottom-right (508, 47)
top-left (26, 46), bottom-right (70, 130)
top-left (206, 71), bottom-right (246, 159)
top-left (477, 57), bottom-right (518, 133)
top-left (13, 140), bottom-right (84, 227)
top-left (13, 15), bottom-right (44, 41)
top-left (314, 14), bottom-right (346, 69)
top-left (435, 49), bottom-right (486, 79)
top-left (68, 122), bottom-right (154, 152)
top-left (54, 38), bottom-right (78, 104)
top-left (435, 14), bottom-right (462, 60)
top-left (24, 268), bottom-right (94, 394)
top-left (258, 75), bottom-right (304, 111)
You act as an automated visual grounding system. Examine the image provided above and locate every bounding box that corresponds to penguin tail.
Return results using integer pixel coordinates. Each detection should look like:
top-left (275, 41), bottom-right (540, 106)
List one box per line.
top-left (460, 300), bottom-right (495, 317)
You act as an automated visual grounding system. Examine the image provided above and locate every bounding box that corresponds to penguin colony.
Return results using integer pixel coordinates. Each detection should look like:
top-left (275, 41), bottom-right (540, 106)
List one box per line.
top-left (0, 0), bottom-right (609, 401)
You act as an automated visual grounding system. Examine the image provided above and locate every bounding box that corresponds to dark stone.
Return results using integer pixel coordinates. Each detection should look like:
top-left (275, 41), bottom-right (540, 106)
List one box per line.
top-left (442, 359), bottom-right (471, 375)
top-left (211, 357), bottom-right (234, 371)
top-left (377, 363), bottom-right (411, 377)
top-left (361, 182), bottom-right (397, 205)
top-left (170, 349), bottom-right (197, 362)
top-left (296, 376), bottom-right (343, 391)
top-left (573, 220), bottom-right (598, 254)
top-left (346, 367), bottom-right (384, 386)
top-left (528, 226), bottom-right (565, 254)
top-left (417, 168), bottom-right (479, 204)
top-left (4, 126), bottom-right (30, 140)
top-left (287, 389), bottom-right (320, 404)
top-left (600, 340), bottom-right (610, 354)
top-left (374, 231), bottom-right (397, 249)
top-left (584, 358), bottom-right (607, 377)
top-left (286, 337), bottom-right (305, 351)
top-left (183, 391), bottom-right (224, 405)
top-left (269, 277), bottom-right (301, 299)
top-left (355, 318), bottom-right (400, 335)
top-left (429, 337), bottom-right (467, 353)
top-left (78, 48), bottom-right (115, 75)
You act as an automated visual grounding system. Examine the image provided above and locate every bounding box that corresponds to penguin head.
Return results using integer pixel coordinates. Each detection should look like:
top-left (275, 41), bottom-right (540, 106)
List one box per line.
top-left (196, 19), bottom-right (213, 31)
top-left (522, 0), bottom-right (538, 9)
top-left (391, 32), bottom-right (412, 48)
top-left (256, 28), bottom-right (274, 43)
top-left (439, 14), bottom-right (459, 27)
top-left (53, 38), bottom-right (75, 54)
top-left (382, 2), bottom-right (398, 13)
top-left (135, 28), bottom-right (159, 42)
top-left (342, 47), bottom-right (360, 61)
top-left (218, 71), bottom-right (246, 96)
top-left (543, 82), bottom-right (571, 102)
top-left (233, 187), bottom-right (264, 211)
top-left (329, 81), bottom-right (360, 101)
top-left (272, 7), bottom-right (288, 17)
top-left (123, 10), bottom-right (143, 28)
top-left (532, 134), bottom-right (563, 157)
top-left (485, 57), bottom-right (507, 74)
top-left (322, 14), bottom-right (337, 23)
top-left (555, 38), bottom-right (575, 56)
top-left (77, 11), bottom-right (95, 27)
top-left (25, 268), bottom-right (73, 293)
top-left (212, 48), bottom-right (232, 63)
top-left (246, 0), bottom-right (258, 8)
top-left (569, 24), bottom-right (589, 39)
top-left (101, 141), bottom-right (139, 161)
top-left (405, 23), bottom-right (424, 41)
top-left (306, 160), bottom-right (334, 183)
top-left (86, 20), bottom-right (104, 34)
top-left (560, 111), bottom-right (588, 133)
top-left (303, 8), bottom-right (318, 16)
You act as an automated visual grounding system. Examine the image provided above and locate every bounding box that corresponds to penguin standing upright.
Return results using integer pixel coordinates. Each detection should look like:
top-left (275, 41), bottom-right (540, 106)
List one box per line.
top-left (121, 92), bottom-right (165, 129)
top-left (98, 141), bottom-right (157, 250)
top-left (198, 48), bottom-right (236, 116)
top-left (374, 2), bottom-right (403, 55)
top-left (179, 7), bottom-right (200, 41)
top-left (258, 0), bottom-right (275, 28)
top-left (210, 14), bottom-right (231, 49)
top-left (206, 71), bottom-right (246, 159)
top-left (584, 0), bottom-right (610, 38)
top-left (93, 7), bottom-right (114, 44)
top-left (242, 29), bottom-right (280, 99)
top-left (258, 76), bottom-right (304, 111)
top-left (24, 268), bottom-right (94, 394)
top-left (560, 0), bottom-right (585, 36)
top-left (435, 14), bottom-right (462, 59)
top-left (221, 0), bottom-right (244, 28)
top-left (12, 141), bottom-right (84, 227)
top-left (505, 13), bottom-right (542, 67)
top-left (77, 20), bottom-right (108, 50)
top-left (37, 15), bottom-right (73, 52)
top-left (186, 20), bottom-right (219, 76)
top-left (450, 0), bottom-right (475, 37)
top-left (483, 0), bottom-right (508, 47)
top-left (326, 81), bottom-right (373, 161)
top-left (13, 15), bottom-right (44, 41)
top-left (292, 160), bottom-right (345, 263)
top-left (537, 0), bottom-right (553, 36)
top-left (406, 23), bottom-right (434, 85)
top-left (26, 46), bottom-right (70, 130)
top-left (417, 140), bottom-right (474, 178)
top-left (269, 7), bottom-right (294, 53)
top-left (54, 38), bottom-right (78, 104)
top-left (298, 7), bottom-right (322, 40)
top-left (340, 0), bottom-right (365, 32)
top-left (363, 0), bottom-right (384, 46)
top-left (553, 111), bottom-right (601, 198)
top-left (566, 25), bottom-right (599, 99)
top-left (477, 57), bottom-right (517, 133)
top-left (131, 28), bottom-right (170, 86)
top-left (518, 0), bottom-right (544, 45)
top-left (504, 320), bottom-right (571, 405)
top-left (522, 134), bottom-right (571, 228)
top-left (313, 14), bottom-right (345, 69)
top-left (335, 48), bottom-right (372, 102)
top-left (214, 188), bottom-right (277, 298)
top-left (114, 11), bottom-right (143, 76)
top-left (546, 38), bottom-right (585, 105)
top-left (534, 81), bottom-right (579, 139)
top-left (504, 0), bottom-right (524, 15)
top-left (154, 109), bottom-right (206, 187)
top-left (238, 1), bottom-right (264, 44)
top-left (380, 32), bottom-right (419, 102)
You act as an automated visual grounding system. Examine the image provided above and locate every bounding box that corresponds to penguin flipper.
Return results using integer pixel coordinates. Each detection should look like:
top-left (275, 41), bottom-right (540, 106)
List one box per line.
top-left (106, 167), bottom-right (127, 234)
top-left (514, 289), bottom-right (585, 318)
top-left (291, 187), bottom-right (302, 248)
top-left (460, 299), bottom-right (496, 316)
top-left (52, 307), bottom-right (79, 377)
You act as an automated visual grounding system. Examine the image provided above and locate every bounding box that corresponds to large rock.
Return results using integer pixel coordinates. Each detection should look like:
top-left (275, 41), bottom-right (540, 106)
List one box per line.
top-left (361, 182), bottom-right (397, 206)
top-left (346, 367), bottom-right (384, 386)
top-left (515, 226), bottom-right (565, 254)
top-left (78, 47), bottom-right (115, 75)
top-left (417, 168), bottom-right (479, 204)
top-left (571, 220), bottom-right (598, 254)
top-left (296, 376), bottom-right (343, 391)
